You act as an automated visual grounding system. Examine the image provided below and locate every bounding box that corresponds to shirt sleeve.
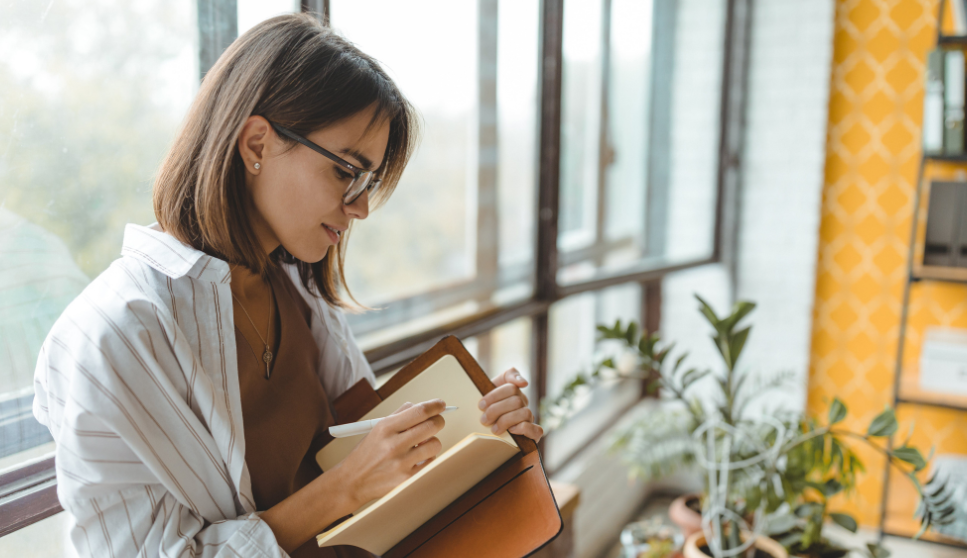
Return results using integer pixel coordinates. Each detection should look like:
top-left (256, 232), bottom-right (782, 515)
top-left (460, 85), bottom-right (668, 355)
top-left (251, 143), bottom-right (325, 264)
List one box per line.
top-left (31, 287), bottom-right (289, 558)
top-left (59, 463), bottom-right (289, 558)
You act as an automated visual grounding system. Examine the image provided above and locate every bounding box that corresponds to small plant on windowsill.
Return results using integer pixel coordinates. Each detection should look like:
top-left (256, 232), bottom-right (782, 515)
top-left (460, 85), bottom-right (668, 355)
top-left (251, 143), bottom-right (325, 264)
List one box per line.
top-left (540, 295), bottom-right (957, 558)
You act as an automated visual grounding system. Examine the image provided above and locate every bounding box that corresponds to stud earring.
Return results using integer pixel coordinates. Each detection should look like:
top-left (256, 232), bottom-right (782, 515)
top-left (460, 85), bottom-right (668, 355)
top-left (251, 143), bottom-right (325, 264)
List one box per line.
top-left (254, 163), bottom-right (261, 170)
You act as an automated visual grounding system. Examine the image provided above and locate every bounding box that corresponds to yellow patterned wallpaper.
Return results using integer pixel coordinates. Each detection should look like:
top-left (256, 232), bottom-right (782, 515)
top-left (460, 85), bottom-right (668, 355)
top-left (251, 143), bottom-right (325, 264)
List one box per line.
top-left (809, 0), bottom-right (967, 532)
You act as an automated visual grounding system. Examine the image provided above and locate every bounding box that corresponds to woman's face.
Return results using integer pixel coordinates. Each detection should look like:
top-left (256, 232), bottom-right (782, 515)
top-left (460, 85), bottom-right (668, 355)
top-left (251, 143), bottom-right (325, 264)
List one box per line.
top-left (238, 104), bottom-right (390, 263)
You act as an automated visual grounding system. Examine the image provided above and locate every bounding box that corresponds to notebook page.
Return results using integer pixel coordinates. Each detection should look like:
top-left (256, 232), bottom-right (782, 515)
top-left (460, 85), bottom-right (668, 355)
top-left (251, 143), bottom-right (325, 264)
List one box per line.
top-left (316, 354), bottom-right (517, 473)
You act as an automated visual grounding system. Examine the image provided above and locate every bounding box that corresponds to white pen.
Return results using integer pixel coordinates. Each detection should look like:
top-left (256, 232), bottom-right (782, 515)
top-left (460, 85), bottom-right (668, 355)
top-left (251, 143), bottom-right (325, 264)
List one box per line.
top-left (329, 406), bottom-right (459, 438)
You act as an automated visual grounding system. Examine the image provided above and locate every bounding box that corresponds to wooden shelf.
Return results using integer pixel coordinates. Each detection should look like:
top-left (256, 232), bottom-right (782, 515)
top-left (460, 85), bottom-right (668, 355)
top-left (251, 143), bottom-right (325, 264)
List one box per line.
top-left (897, 365), bottom-right (967, 412)
top-left (924, 152), bottom-right (967, 163)
top-left (910, 272), bottom-right (967, 285)
top-left (938, 34), bottom-right (967, 47)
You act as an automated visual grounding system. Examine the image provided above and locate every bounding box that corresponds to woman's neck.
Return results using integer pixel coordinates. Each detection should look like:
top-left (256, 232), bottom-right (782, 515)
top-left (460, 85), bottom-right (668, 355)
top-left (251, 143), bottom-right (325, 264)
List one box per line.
top-left (230, 264), bottom-right (271, 301)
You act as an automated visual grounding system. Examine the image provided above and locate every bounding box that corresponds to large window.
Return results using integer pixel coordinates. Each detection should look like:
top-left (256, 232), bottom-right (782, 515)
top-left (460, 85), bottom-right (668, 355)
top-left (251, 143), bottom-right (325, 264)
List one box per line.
top-left (0, 0), bottom-right (737, 541)
top-left (0, 0), bottom-right (198, 478)
top-left (330, 0), bottom-right (542, 348)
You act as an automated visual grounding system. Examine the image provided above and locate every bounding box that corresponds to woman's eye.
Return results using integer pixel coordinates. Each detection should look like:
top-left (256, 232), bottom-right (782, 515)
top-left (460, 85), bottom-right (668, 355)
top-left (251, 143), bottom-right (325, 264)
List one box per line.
top-left (334, 167), bottom-right (353, 181)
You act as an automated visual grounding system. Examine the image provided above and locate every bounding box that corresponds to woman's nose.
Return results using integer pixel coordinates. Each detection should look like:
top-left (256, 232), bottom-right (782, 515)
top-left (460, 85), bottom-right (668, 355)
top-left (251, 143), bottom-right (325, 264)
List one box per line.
top-left (344, 188), bottom-right (370, 220)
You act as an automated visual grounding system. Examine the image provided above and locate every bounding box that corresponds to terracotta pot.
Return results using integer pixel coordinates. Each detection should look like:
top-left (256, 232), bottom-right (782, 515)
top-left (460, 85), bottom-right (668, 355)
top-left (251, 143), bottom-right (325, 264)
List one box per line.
top-left (682, 531), bottom-right (788, 558)
top-left (669, 493), bottom-right (703, 539)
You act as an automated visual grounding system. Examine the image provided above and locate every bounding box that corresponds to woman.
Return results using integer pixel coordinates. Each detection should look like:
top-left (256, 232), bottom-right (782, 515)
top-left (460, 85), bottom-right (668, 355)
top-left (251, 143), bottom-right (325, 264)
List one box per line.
top-left (32, 14), bottom-right (542, 558)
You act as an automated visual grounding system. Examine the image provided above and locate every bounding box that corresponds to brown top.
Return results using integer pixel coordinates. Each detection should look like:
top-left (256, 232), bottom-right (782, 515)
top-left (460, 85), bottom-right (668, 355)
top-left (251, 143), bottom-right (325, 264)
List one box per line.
top-left (238, 268), bottom-right (373, 558)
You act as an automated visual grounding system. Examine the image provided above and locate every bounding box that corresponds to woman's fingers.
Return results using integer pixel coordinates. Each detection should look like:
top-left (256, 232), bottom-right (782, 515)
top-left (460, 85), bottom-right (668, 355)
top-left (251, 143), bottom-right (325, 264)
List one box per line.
top-left (391, 401), bottom-right (415, 415)
top-left (480, 388), bottom-right (527, 426)
top-left (478, 383), bottom-right (529, 413)
top-left (411, 456), bottom-right (436, 473)
top-left (408, 436), bottom-right (442, 466)
top-left (380, 399), bottom-right (446, 434)
top-left (491, 367), bottom-right (529, 389)
top-left (399, 412), bottom-right (446, 448)
top-left (509, 421), bottom-right (544, 442)
top-left (489, 407), bottom-right (534, 436)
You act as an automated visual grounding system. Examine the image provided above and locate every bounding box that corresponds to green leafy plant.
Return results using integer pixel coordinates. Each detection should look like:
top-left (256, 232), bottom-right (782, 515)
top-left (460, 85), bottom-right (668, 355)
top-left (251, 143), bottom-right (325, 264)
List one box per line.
top-left (541, 295), bottom-right (957, 558)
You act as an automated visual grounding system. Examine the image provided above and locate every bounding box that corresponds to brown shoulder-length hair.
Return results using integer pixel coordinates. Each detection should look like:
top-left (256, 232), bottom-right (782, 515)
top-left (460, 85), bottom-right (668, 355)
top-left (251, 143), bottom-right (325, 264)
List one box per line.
top-left (153, 13), bottom-right (419, 309)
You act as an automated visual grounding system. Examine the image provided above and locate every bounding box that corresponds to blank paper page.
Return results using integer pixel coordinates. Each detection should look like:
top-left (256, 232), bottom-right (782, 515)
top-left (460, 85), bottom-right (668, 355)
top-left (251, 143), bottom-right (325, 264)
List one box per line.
top-left (316, 354), bottom-right (517, 473)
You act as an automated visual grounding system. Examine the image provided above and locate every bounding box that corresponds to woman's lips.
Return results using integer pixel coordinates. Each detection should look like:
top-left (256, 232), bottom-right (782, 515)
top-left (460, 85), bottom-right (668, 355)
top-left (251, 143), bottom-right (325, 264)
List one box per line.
top-left (323, 223), bottom-right (341, 243)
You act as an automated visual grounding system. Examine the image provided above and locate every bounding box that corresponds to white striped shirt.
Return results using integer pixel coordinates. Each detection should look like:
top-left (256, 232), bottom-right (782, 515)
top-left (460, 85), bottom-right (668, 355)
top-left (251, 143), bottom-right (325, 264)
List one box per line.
top-left (32, 223), bottom-right (375, 558)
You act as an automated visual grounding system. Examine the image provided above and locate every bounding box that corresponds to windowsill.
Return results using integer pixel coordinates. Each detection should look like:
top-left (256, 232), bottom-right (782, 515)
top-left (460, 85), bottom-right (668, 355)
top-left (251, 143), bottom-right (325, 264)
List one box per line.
top-left (0, 443), bottom-right (55, 477)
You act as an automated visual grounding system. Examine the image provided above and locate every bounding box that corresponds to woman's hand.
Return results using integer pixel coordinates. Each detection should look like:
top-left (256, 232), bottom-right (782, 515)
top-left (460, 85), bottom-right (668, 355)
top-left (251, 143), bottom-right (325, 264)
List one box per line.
top-left (334, 399), bottom-right (447, 508)
top-left (479, 368), bottom-right (543, 442)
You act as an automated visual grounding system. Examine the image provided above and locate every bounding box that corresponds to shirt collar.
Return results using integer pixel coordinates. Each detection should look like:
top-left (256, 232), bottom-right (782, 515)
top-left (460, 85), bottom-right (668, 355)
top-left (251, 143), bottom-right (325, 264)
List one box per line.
top-left (121, 223), bottom-right (232, 284)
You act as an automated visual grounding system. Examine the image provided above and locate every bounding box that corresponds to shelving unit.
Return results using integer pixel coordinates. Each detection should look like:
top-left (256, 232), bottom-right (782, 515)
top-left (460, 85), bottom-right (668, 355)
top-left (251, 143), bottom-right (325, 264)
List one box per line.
top-left (939, 34), bottom-right (967, 47)
top-left (877, 0), bottom-right (967, 549)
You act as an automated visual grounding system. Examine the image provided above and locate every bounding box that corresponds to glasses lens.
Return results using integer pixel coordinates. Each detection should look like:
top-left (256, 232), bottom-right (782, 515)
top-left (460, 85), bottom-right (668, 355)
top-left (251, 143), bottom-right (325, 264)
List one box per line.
top-left (343, 171), bottom-right (376, 204)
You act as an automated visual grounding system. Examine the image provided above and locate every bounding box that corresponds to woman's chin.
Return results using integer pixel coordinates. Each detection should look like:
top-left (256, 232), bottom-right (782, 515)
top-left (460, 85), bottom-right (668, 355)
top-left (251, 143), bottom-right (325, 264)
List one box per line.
top-left (282, 240), bottom-right (332, 264)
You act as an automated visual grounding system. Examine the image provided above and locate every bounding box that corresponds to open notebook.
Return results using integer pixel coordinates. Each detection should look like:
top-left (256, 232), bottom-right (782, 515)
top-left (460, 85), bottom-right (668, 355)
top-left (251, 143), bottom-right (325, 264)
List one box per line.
top-left (314, 354), bottom-right (522, 555)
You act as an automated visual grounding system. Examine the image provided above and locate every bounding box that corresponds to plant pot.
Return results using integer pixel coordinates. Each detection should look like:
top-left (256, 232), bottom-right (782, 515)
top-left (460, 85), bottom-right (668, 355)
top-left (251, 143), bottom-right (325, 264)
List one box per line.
top-left (683, 531), bottom-right (788, 558)
top-left (669, 493), bottom-right (703, 539)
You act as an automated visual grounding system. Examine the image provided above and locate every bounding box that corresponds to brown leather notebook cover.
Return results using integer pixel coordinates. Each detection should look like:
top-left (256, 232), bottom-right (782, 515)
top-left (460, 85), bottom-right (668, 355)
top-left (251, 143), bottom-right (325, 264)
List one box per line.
top-left (325, 336), bottom-right (562, 558)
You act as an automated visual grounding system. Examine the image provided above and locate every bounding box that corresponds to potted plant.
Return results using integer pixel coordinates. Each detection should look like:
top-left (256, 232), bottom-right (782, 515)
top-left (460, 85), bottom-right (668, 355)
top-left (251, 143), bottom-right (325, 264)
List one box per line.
top-left (542, 296), bottom-right (956, 558)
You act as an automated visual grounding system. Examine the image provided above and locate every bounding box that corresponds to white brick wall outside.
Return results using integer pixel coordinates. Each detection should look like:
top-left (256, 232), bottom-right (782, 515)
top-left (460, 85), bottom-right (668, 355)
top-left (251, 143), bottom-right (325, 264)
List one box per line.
top-left (735, 0), bottom-right (835, 415)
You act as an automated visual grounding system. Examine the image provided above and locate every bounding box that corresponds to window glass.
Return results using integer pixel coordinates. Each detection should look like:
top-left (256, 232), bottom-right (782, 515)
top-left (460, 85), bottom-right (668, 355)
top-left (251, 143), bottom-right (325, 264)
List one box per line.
top-left (605, 0), bottom-right (652, 243)
top-left (330, 0), bottom-right (477, 306)
top-left (0, 0), bottom-right (197, 471)
top-left (544, 283), bottom-right (642, 471)
top-left (497, 0), bottom-right (540, 272)
top-left (331, 1), bottom-right (540, 347)
top-left (557, 0), bottom-right (722, 285)
top-left (238, 0), bottom-right (300, 36)
top-left (558, 0), bottom-right (657, 281)
top-left (559, 0), bottom-right (604, 251)
top-left (662, 0), bottom-right (725, 261)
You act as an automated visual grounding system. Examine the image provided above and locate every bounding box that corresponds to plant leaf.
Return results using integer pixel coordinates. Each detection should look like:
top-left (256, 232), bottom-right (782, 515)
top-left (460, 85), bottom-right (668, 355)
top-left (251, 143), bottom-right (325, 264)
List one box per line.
top-left (823, 478), bottom-right (845, 497)
top-left (625, 322), bottom-right (638, 347)
top-left (672, 353), bottom-right (687, 374)
top-left (777, 532), bottom-right (802, 548)
top-left (867, 408), bottom-right (898, 437)
top-left (681, 369), bottom-right (710, 390)
top-left (828, 398), bottom-right (847, 425)
top-left (721, 300), bottom-right (757, 333)
top-left (892, 446), bottom-right (927, 472)
top-left (695, 295), bottom-right (721, 330)
top-left (829, 512), bottom-right (857, 533)
top-left (766, 513), bottom-right (799, 535)
top-left (795, 502), bottom-right (821, 518)
top-left (866, 543), bottom-right (891, 558)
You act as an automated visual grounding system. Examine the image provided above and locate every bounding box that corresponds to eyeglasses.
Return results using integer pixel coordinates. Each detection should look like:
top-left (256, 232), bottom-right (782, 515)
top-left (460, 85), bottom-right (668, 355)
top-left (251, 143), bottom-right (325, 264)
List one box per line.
top-left (267, 120), bottom-right (382, 205)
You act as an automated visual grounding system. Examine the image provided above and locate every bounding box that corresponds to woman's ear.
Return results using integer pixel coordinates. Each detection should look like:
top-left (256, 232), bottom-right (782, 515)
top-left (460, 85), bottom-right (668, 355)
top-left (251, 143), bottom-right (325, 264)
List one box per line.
top-left (238, 115), bottom-right (271, 174)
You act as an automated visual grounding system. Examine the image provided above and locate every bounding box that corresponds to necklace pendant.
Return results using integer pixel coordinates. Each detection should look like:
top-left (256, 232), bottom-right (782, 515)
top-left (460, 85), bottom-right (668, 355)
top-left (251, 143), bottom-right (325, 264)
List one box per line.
top-left (263, 346), bottom-right (273, 379)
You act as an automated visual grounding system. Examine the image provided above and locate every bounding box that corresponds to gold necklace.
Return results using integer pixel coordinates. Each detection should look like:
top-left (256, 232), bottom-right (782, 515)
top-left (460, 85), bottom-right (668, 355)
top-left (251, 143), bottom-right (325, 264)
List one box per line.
top-left (231, 286), bottom-right (274, 380)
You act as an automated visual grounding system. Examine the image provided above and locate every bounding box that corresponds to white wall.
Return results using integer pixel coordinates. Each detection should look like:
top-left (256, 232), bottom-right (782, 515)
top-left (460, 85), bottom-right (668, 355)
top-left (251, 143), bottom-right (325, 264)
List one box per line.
top-left (732, 0), bottom-right (835, 415)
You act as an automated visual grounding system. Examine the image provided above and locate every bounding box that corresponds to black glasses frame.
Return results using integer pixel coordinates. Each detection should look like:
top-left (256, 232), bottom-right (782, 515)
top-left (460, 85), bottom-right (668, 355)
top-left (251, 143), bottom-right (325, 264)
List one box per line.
top-left (267, 120), bottom-right (381, 205)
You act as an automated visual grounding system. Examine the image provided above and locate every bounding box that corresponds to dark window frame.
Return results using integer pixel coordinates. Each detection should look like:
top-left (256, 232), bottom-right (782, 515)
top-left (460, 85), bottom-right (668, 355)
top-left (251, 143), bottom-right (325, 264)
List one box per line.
top-left (0, 0), bottom-right (749, 537)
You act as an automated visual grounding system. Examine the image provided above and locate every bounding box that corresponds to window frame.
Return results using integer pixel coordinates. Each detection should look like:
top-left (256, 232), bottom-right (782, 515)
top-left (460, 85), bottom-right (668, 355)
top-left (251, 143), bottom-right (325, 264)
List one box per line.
top-left (0, 0), bottom-right (750, 537)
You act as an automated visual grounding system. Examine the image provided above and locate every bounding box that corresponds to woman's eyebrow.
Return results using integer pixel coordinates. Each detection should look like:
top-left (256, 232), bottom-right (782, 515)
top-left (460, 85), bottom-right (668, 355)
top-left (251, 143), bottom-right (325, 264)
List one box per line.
top-left (338, 148), bottom-right (374, 171)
